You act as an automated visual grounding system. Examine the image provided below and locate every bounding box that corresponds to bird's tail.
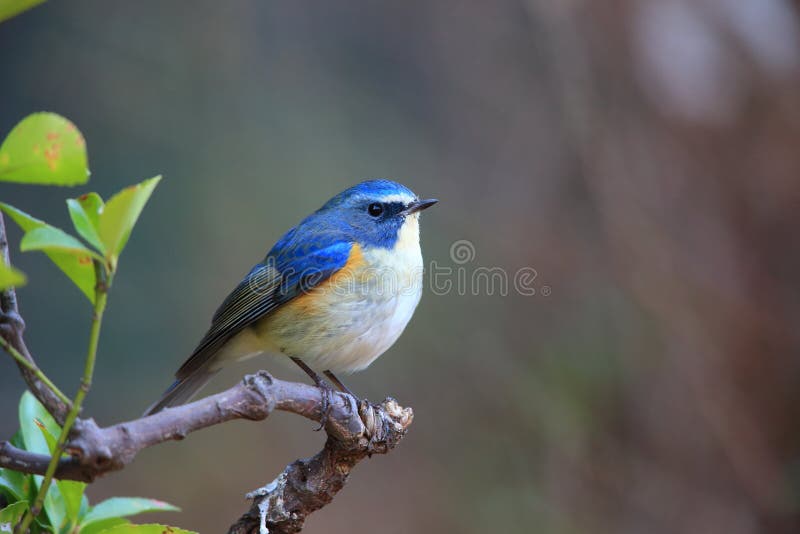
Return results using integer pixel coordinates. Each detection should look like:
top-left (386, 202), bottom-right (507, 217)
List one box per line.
top-left (143, 369), bottom-right (219, 416)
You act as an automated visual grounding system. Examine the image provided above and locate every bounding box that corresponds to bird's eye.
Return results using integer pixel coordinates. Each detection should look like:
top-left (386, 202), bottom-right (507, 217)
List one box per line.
top-left (368, 203), bottom-right (384, 217)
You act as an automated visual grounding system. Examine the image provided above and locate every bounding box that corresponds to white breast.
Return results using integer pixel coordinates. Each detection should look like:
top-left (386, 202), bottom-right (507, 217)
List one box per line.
top-left (313, 215), bottom-right (424, 373)
top-left (348, 219), bottom-right (424, 370)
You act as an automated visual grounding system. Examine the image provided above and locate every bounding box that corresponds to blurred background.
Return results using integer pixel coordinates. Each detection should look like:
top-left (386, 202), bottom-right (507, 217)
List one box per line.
top-left (2, 1), bottom-right (800, 532)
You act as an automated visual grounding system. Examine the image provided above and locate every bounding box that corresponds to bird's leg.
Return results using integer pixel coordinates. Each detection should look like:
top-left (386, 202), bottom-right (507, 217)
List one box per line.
top-left (324, 370), bottom-right (359, 400)
top-left (290, 356), bottom-right (327, 387)
top-left (326, 370), bottom-right (374, 440)
top-left (291, 357), bottom-right (333, 430)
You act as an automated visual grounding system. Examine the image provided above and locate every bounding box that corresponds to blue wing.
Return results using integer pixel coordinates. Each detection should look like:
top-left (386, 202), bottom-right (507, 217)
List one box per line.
top-left (175, 227), bottom-right (352, 379)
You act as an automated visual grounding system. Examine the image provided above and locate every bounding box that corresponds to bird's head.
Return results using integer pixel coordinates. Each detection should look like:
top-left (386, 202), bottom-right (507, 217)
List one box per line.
top-left (317, 179), bottom-right (437, 250)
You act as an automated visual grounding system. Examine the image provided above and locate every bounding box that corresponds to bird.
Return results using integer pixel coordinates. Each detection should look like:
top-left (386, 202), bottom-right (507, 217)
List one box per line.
top-left (144, 179), bottom-right (437, 416)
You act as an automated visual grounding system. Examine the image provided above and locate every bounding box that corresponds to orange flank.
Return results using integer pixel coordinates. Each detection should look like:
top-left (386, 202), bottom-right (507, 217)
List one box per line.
top-left (283, 244), bottom-right (365, 315)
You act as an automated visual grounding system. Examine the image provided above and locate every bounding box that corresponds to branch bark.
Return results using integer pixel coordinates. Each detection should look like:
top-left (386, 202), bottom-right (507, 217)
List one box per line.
top-left (228, 395), bottom-right (412, 534)
top-left (0, 371), bottom-right (411, 467)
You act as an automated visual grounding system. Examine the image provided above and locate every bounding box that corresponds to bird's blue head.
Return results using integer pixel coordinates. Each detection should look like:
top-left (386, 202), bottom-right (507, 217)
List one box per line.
top-left (313, 179), bottom-right (437, 250)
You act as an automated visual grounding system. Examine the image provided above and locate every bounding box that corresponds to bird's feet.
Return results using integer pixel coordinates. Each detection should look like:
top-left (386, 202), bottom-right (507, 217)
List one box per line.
top-left (290, 358), bottom-right (365, 430)
top-left (314, 380), bottom-right (336, 431)
top-left (323, 370), bottom-right (361, 402)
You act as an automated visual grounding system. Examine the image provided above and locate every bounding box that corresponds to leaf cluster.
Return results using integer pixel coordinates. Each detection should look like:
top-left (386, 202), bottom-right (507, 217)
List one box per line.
top-left (0, 394), bottom-right (187, 534)
top-left (0, 112), bottom-right (160, 301)
top-left (0, 114), bottom-right (193, 533)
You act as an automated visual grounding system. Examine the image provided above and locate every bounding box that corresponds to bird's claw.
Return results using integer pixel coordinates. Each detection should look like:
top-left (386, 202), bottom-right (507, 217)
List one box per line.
top-left (314, 382), bottom-right (335, 431)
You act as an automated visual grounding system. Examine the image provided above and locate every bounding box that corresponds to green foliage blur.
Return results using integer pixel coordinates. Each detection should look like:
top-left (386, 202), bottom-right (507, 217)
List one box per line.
top-left (0, 392), bottom-right (183, 533)
top-left (0, 108), bottom-right (189, 532)
top-left (0, 0), bottom-right (44, 25)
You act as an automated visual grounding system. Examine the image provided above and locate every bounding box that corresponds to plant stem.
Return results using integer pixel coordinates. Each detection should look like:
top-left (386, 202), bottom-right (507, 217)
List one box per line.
top-left (15, 266), bottom-right (110, 534)
top-left (0, 338), bottom-right (72, 408)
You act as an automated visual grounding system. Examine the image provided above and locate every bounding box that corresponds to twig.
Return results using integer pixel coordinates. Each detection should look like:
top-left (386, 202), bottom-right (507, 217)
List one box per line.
top-left (0, 211), bottom-right (71, 424)
top-left (0, 209), bottom-right (19, 316)
top-left (16, 261), bottom-right (110, 532)
top-left (0, 337), bottom-right (71, 407)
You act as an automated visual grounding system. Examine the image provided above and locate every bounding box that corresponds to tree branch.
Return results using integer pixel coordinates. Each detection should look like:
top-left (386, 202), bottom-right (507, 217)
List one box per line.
top-left (228, 395), bottom-right (413, 534)
top-left (0, 211), bottom-right (71, 425)
top-left (0, 371), bottom-right (413, 496)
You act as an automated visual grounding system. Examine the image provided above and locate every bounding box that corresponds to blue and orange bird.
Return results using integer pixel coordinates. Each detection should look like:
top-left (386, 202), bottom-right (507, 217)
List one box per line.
top-left (145, 180), bottom-right (437, 415)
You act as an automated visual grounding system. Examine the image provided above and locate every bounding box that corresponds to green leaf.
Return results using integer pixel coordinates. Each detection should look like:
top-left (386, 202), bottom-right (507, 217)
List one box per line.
top-left (0, 262), bottom-right (26, 290)
top-left (78, 493), bottom-right (90, 521)
top-left (32, 418), bottom-right (87, 527)
top-left (39, 488), bottom-right (66, 531)
top-left (33, 418), bottom-right (57, 455)
top-left (18, 392), bottom-right (68, 530)
top-left (9, 431), bottom-right (23, 449)
top-left (2, 433), bottom-right (35, 503)
top-left (0, 202), bottom-right (43, 233)
top-left (0, 0), bottom-right (46, 24)
top-left (57, 480), bottom-right (86, 528)
top-left (98, 176), bottom-right (160, 263)
top-left (79, 517), bottom-right (130, 534)
top-left (32, 516), bottom-right (55, 533)
top-left (85, 524), bottom-right (195, 534)
top-left (19, 392), bottom-right (54, 457)
top-left (21, 226), bottom-right (103, 262)
top-left (67, 193), bottom-right (105, 253)
top-left (80, 498), bottom-right (179, 529)
top-left (0, 113), bottom-right (89, 186)
top-left (0, 469), bottom-right (28, 503)
top-left (0, 500), bottom-right (28, 532)
top-left (0, 203), bottom-right (96, 303)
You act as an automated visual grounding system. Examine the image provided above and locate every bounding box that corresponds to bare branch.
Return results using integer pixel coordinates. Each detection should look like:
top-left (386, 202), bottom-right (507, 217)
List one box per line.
top-left (0, 212), bottom-right (19, 316)
top-left (0, 211), bottom-right (71, 425)
top-left (229, 396), bottom-right (413, 534)
top-left (0, 372), bottom-right (412, 483)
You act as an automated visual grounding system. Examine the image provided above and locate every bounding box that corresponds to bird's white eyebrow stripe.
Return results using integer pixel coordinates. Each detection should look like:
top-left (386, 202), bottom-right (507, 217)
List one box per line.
top-left (376, 194), bottom-right (416, 204)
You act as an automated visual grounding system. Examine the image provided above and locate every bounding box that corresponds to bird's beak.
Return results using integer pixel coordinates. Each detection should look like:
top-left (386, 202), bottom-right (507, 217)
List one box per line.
top-left (402, 198), bottom-right (438, 215)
